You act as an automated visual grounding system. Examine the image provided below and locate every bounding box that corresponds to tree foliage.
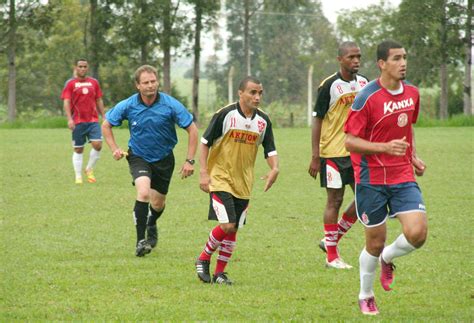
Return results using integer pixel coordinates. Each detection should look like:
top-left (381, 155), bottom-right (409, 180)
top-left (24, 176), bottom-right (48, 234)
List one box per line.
top-left (0, 0), bottom-right (468, 121)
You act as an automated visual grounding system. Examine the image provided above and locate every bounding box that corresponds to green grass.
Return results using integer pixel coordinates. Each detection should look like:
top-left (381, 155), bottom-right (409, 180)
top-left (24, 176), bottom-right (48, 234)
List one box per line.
top-left (1, 114), bottom-right (473, 129)
top-left (1, 127), bottom-right (473, 320)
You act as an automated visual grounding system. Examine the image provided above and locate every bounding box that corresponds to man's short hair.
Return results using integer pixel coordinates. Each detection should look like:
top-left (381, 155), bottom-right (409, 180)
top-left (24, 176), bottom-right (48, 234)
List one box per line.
top-left (239, 76), bottom-right (261, 91)
top-left (338, 41), bottom-right (359, 57)
top-left (134, 65), bottom-right (158, 84)
top-left (75, 58), bottom-right (88, 65)
top-left (377, 40), bottom-right (403, 61)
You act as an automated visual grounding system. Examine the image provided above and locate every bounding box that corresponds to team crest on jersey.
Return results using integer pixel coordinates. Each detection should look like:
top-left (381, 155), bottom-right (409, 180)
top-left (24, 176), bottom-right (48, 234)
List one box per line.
top-left (361, 212), bottom-right (369, 225)
top-left (257, 120), bottom-right (266, 133)
top-left (359, 79), bottom-right (367, 88)
top-left (397, 113), bottom-right (408, 127)
top-left (82, 88), bottom-right (89, 94)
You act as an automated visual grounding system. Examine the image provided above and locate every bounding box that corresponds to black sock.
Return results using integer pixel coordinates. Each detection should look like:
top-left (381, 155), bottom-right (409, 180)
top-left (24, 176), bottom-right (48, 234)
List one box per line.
top-left (134, 200), bottom-right (149, 243)
top-left (148, 206), bottom-right (165, 226)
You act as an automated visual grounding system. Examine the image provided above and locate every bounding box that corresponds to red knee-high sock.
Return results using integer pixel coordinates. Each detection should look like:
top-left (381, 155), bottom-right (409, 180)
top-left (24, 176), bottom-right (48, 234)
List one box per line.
top-left (336, 212), bottom-right (357, 242)
top-left (199, 225), bottom-right (227, 261)
top-left (324, 223), bottom-right (339, 262)
top-left (215, 232), bottom-right (237, 274)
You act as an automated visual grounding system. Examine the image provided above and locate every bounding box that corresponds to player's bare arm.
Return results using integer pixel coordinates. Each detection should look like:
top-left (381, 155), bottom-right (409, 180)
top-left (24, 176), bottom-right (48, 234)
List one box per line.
top-left (101, 120), bottom-right (125, 160)
top-left (180, 122), bottom-right (198, 179)
top-left (345, 133), bottom-right (409, 156)
top-left (262, 155), bottom-right (279, 192)
top-left (96, 97), bottom-right (105, 119)
top-left (63, 99), bottom-right (75, 130)
top-left (199, 143), bottom-right (211, 192)
top-left (410, 126), bottom-right (426, 176)
top-left (308, 117), bottom-right (323, 179)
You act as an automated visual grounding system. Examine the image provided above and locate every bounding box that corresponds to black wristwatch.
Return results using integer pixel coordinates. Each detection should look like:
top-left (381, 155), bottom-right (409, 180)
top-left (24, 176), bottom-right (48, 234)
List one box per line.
top-left (185, 159), bottom-right (195, 165)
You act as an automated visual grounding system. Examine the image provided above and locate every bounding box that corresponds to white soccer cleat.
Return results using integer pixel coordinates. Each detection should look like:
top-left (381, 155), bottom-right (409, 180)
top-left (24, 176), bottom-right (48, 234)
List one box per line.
top-left (325, 257), bottom-right (353, 269)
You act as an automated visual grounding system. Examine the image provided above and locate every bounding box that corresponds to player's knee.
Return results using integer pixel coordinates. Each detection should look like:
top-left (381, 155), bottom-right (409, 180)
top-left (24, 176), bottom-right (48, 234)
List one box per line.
top-left (220, 223), bottom-right (237, 234)
top-left (136, 188), bottom-right (151, 201)
top-left (366, 236), bottom-right (385, 256)
top-left (327, 196), bottom-right (344, 210)
top-left (406, 226), bottom-right (428, 248)
top-left (150, 200), bottom-right (165, 211)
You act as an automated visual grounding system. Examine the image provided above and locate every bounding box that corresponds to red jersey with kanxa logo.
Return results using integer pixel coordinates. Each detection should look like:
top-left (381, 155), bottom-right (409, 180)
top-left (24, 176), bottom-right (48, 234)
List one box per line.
top-left (344, 79), bottom-right (420, 185)
top-left (61, 77), bottom-right (103, 124)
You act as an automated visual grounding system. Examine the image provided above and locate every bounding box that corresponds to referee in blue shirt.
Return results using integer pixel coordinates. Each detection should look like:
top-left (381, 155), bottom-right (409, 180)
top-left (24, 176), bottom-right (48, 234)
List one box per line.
top-left (102, 65), bottom-right (198, 257)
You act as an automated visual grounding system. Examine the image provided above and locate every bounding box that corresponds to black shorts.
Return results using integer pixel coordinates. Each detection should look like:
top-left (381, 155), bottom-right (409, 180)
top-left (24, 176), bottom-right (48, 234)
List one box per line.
top-left (320, 156), bottom-right (354, 188)
top-left (126, 149), bottom-right (175, 195)
top-left (208, 192), bottom-right (249, 228)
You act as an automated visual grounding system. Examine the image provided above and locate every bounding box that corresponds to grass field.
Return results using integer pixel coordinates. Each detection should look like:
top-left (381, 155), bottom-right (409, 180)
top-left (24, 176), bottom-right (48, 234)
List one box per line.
top-left (1, 127), bottom-right (473, 321)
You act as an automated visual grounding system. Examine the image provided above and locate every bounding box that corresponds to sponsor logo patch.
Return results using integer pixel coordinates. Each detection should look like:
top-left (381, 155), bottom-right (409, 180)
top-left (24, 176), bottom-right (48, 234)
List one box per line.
top-left (361, 212), bottom-right (369, 225)
top-left (397, 113), bottom-right (408, 127)
top-left (257, 120), bottom-right (266, 133)
top-left (383, 98), bottom-right (414, 114)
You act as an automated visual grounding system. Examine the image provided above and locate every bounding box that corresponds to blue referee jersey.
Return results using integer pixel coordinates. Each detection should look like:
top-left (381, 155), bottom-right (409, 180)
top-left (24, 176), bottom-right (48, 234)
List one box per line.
top-left (106, 92), bottom-right (193, 163)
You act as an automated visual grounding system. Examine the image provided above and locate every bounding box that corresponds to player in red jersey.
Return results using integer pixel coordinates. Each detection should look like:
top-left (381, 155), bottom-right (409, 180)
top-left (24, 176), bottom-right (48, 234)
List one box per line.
top-left (344, 40), bottom-right (428, 315)
top-left (61, 59), bottom-right (105, 184)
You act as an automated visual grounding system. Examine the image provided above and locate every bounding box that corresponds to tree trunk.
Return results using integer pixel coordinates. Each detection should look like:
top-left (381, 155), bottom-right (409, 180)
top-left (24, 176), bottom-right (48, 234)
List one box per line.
top-left (464, 0), bottom-right (473, 115)
top-left (140, 0), bottom-right (148, 64)
top-left (162, 0), bottom-right (172, 94)
top-left (244, 0), bottom-right (250, 76)
top-left (192, 2), bottom-right (202, 123)
top-left (7, 0), bottom-right (17, 122)
top-left (89, 0), bottom-right (99, 79)
top-left (439, 1), bottom-right (448, 119)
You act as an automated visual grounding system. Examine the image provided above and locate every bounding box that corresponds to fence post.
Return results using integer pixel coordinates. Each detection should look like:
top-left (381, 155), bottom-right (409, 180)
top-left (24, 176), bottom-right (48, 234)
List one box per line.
top-left (307, 65), bottom-right (313, 127)
top-left (228, 66), bottom-right (235, 104)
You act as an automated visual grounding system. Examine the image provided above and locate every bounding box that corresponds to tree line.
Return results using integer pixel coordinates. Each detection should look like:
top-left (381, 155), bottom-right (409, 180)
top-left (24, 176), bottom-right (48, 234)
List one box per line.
top-left (1, 0), bottom-right (472, 124)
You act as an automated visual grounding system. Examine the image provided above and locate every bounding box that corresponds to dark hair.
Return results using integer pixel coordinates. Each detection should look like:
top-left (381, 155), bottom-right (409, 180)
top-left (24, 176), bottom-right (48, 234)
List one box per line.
top-left (75, 58), bottom-right (88, 65)
top-left (338, 41), bottom-right (359, 57)
top-left (134, 65), bottom-right (158, 83)
top-left (239, 76), bottom-right (261, 91)
top-left (377, 40), bottom-right (403, 61)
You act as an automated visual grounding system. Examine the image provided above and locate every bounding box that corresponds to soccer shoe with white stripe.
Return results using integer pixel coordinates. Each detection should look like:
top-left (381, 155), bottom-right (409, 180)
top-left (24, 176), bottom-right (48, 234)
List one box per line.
top-left (195, 258), bottom-right (211, 283)
top-left (380, 256), bottom-right (396, 291)
top-left (212, 272), bottom-right (233, 285)
top-left (359, 297), bottom-right (379, 315)
top-left (146, 225), bottom-right (158, 248)
top-left (318, 238), bottom-right (327, 253)
top-left (135, 239), bottom-right (152, 257)
top-left (318, 238), bottom-right (341, 255)
top-left (325, 257), bottom-right (353, 269)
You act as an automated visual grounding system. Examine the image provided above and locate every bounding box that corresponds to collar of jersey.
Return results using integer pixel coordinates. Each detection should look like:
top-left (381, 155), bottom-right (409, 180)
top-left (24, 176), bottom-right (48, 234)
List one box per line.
top-left (337, 71), bottom-right (358, 83)
top-left (236, 101), bottom-right (257, 120)
top-left (138, 92), bottom-right (161, 107)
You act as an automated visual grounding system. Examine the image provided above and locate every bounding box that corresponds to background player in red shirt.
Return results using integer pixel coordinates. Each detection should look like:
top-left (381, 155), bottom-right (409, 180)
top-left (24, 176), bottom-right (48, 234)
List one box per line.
top-left (61, 59), bottom-right (105, 184)
top-left (344, 40), bottom-right (427, 315)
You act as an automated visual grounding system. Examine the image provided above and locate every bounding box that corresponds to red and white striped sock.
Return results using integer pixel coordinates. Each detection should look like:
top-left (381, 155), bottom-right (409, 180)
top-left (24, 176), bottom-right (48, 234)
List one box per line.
top-left (324, 224), bottom-right (339, 262)
top-left (337, 212), bottom-right (357, 242)
top-left (199, 225), bottom-right (226, 261)
top-left (215, 232), bottom-right (237, 274)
